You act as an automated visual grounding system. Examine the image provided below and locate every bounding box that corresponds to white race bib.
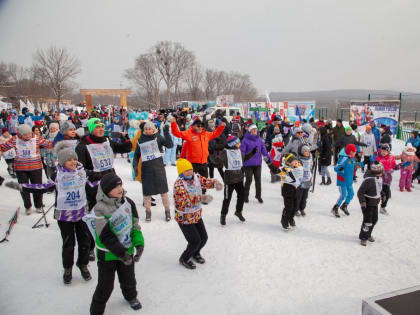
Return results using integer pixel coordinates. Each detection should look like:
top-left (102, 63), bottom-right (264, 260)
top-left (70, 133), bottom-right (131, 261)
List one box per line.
top-left (4, 147), bottom-right (16, 159)
top-left (291, 166), bottom-right (304, 187)
top-left (16, 138), bottom-right (37, 159)
top-left (139, 139), bottom-right (161, 162)
top-left (63, 139), bottom-right (78, 151)
top-left (109, 201), bottom-right (133, 248)
top-left (86, 141), bottom-right (114, 172)
top-left (56, 168), bottom-right (87, 210)
top-left (301, 159), bottom-right (313, 182)
top-left (226, 149), bottom-right (242, 171)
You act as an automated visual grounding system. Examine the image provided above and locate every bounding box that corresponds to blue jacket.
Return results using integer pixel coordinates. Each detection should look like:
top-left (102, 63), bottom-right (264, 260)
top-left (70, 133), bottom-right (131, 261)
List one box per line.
top-left (406, 136), bottom-right (420, 148)
top-left (371, 126), bottom-right (381, 149)
top-left (18, 112), bottom-right (45, 125)
top-left (334, 148), bottom-right (355, 187)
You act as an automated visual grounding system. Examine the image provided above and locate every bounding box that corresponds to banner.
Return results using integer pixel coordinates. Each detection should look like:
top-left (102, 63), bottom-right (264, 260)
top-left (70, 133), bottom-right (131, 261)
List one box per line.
top-left (286, 101), bottom-right (316, 124)
top-left (350, 100), bottom-right (400, 135)
top-left (216, 95), bottom-right (234, 107)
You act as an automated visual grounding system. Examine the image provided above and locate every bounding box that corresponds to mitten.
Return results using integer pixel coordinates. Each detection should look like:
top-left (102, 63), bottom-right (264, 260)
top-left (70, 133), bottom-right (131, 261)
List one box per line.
top-left (133, 246), bottom-right (144, 263)
top-left (121, 252), bottom-right (133, 266)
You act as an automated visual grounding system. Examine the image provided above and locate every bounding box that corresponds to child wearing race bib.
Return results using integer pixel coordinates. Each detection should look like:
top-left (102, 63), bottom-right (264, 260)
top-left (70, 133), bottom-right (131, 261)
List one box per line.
top-left (89, 173), bottom-right (144, 314)
top-left (276, 153), bottom-right (304, 230)
top-left (357, 161), bottom-right (384, 246)
top-left (0, 127), bottom-right (16, 178)
top-left (296, 145), bottom-right (313, 217)
top-left (133, 121), bottom-right (173, 222)
top-left (360, 125), bottom-right (377, 172)
top-left (174, 159), bottom-right (223, 269)
top-left (219, 135), bottom-right (258, 226)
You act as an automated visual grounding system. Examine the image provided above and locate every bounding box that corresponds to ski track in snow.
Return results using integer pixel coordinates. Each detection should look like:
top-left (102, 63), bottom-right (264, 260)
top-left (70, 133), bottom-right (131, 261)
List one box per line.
top-left (0, 139), bottom-right (420, 315)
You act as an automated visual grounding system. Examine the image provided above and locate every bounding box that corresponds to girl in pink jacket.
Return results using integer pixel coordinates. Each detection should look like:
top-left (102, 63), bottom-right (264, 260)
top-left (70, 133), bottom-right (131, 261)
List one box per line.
top-left (375, 144), bottom-right (397, 214)
top-left (395, 143), bottom-right (420, 192)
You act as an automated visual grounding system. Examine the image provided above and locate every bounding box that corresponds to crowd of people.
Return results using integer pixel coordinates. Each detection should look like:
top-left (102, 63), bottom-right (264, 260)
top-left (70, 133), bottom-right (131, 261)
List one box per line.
top-left (0, 104), bottom-right (419, 314)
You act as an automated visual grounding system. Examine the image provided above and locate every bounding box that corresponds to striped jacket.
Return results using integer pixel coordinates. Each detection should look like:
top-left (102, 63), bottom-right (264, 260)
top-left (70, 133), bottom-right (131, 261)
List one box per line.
top-left (0, 135), bottom-right (52, 171)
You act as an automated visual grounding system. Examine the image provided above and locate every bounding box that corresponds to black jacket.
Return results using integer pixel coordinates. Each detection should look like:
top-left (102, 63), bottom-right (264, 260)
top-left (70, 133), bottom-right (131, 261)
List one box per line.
top-left (357, 171), bottom-right (382, 207)
top-left (218, 146), bottom-right (255, 185)
top-left (334, 134), bottom-right (366, 150)
top-left (319, 128), bottom-right (332, 166)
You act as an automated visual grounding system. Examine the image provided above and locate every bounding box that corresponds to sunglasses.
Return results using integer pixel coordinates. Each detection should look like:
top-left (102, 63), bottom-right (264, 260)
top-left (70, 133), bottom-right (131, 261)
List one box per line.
top-left (194, 124), bottom-right (203, 128)
top-left (296, 131), bottom-right (303, 134)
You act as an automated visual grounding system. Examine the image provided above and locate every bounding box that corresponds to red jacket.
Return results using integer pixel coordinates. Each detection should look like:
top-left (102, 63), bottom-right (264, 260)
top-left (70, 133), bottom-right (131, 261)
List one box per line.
top-left (171, 122), bottom-right (225, 164)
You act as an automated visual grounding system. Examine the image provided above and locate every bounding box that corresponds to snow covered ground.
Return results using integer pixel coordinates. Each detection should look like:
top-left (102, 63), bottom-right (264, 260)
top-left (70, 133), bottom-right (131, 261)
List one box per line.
top-left (1, 139), bottom-right (420, 315)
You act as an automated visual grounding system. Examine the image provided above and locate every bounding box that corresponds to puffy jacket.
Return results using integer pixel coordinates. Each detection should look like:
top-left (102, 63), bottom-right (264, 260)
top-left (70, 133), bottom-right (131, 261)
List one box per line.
top-left (171, 121), bottom-right (225, 164)
top-left (240, 131), bottom-right (272, 166)
top-left (334, 149), bottom-right (355, 187)
top-left (357, 171), bottom-right (382, 207)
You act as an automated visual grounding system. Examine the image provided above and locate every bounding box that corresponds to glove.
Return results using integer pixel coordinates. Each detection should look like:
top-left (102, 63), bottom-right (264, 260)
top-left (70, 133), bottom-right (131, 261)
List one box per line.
top-left (121, 252), bottom-right (133, 266)
top-left (263, 156), bottom-right (269, 162)
top-left (133, 246), bottom-right (144, 263)
top-left (164, 124), bottom-right (170, 133)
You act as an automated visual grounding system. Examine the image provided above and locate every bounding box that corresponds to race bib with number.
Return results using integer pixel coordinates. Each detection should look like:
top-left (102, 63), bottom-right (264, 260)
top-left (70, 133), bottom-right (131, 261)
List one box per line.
top-left (86, 141), bottom-right (114, 172)
top-left (56, 168), bottom-right (87, 210)
top-left (16, 138), bottom-right (37, 159)
top-left (301, 159), bottom-right (313, 182)
top-left (226, 149), bottom-right (243, 171)
top-left (4, 147), bottom-right (16, 159)
top-left (109, 201), bottom-right (133, 248)
top-left (139, 139), bottom-right (161, 162)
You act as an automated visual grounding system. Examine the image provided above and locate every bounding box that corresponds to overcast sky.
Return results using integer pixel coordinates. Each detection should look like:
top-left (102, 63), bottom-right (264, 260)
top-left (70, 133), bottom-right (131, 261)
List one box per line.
top-left (0, 0), bottom-right (418, 94)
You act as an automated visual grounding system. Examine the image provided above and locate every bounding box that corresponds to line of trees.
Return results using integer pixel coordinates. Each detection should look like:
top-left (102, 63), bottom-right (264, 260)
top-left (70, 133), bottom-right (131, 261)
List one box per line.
top-left (125, 41), bottom-right (258, 109)
top-left (0, 46), bottom-right (81, 105)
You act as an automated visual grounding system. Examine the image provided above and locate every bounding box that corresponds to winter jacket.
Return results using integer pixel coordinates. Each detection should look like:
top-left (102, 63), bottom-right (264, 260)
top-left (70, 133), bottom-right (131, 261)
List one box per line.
top-left (357, 171), bottom-right (382, 207)
top-left (41, 131), bottom-right (59, 168)
top-left (279, 165), bottom-right (304, 198)
top-left (372, 126), bottom-right (381, 148)
top-left (380, 130), bottom-right (392, 147)
top-left (375, 153), bottom-right (397, 185)
top-left (93, 186), bottom-right (144, 261)
top-left (332, 125), bottom-right (345, 143)
top-left (319, 129), bottom-right (332, 166)
top-left (406, 136), bottom-right (420, 148)
top-left (75, 133), bottom-right (132, 184)
top-left (0, 135), bottom-right (52, 171)
top-left (132, 128), bottom-right (173, 196)
top-left (395, 152), bottom-right (420, 172)
top-left (334, 149), bottom-right (356, 187)
top-left (334, 134), bottom-right (366, 150)
top-left (208, 130), bottom-right (227, 168)
top-left (171, 121), bottom-right (225, 164)
top-left (216, 146), bottom-right (256, 185)
top-left (282, 135), bottom-right (311, 156)
top-left (240, 131), bottom-right (272, 166)
top-left (173, 175), bottom-right (217, 224)
top-left (299, 155), bottom-right (313, 189)
top-left (360, 132), bottom-right (377, 157)
top-left (18, 112), bottom-right (45, 126)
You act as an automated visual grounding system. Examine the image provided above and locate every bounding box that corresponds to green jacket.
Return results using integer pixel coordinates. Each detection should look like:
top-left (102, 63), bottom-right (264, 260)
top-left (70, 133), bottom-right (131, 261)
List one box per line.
top-left (94, 186), bottom-right (144, 261)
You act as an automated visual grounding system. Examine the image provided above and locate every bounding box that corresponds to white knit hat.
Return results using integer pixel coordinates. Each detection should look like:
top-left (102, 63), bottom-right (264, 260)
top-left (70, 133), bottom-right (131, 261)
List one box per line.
top-left (17, 124), bottom-right (32, 135)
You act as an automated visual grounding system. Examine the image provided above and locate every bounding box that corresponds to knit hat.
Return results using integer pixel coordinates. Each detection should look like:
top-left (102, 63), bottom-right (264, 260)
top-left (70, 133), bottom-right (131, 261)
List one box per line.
top-left (345, 126), bottom-right (352, 132)
top-left (176, 158), bottom-right (193, 175)
top-left (294, 127), bottom-right (303, 134)
top-left (300, 145), bottom-right (311, 155)
top-left (49, 122), bottom-right (59, 131)
top-left (54, 142), bottom-right (78, 166)
top-left (2, 127), bottom-right (9, 133)
top-left (404, 143), bottom-right (416, 156)
top-left (285, 153), bottom-right (298, 165)
top-left (60, 120), bottom-right (75, 134)
top-left (34, 120), bottom-right (43, 126)
top-left (272, 135), bottom-right (283, 144)
top-left (17, 124), bottom-right (32, 135)
top-left (371, 161), bottom-right (384, 175)
top-left (143, 121), bottom-right (157, 132)
top-left (345, 144), bottom-right (357, 155)
top-left (248, 124), bottom-right (258, 131)
top-left (192, 119), bottom-right (203, 127)
top-left (227, 135), bottom-right (240, 148)
top-left (380, 143), bottom-right (390, 152)
top-left (100, 173), bottom-right (123, 196)
top-left (365, 125), bottom-right (372, 131)
top-left (87, 118), bottom-right (104, 134)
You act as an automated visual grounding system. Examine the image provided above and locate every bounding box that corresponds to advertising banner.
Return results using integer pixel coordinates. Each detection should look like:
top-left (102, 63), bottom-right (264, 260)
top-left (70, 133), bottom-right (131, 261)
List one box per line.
top-left (350, 100), bottom-right (400, 134)
top-left (216, 95), bottom-right (234, 107)
top-left (286, 101), bottom-right (316, 124)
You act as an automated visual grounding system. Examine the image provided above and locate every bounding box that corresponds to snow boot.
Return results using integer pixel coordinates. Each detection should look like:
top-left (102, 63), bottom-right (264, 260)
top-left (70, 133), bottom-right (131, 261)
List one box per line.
top-left (340, 203), bottom-right (350, 216)
top-left (320, 176), bottom-right (326, 185)
top-left (63, 268), bottom-right (72, 284)
top-left (244, 196), bottom-right (249, 203)
top-left (256, 197), bottom-right (264, 204)
top-left (326, 177), bottom-right (332, 185)
top-left (179, 258), bottom-right (196, 270)
top-left (368, 236), bottom-right (375, 242)
top-left (295, 210), bottom-right (301, 217)
top-left (406, 187), bottom-right (412, 192)
top-left (331, 205), bottom-right (340, 218)
top-left (300, 210), bottom-right (306, 217)
top-left (128, 298), bottom-right (142, 310)
top-left (165, 210), bottom-right (171, 222)
top-left (25, 207), bottom-right (32, 215)
top-left (281, 211), bottom-right (289, 230)
top-left (220, 215), bottom-right (226, 226)
top-left (400, 187), bottom-right (404, 192)
top-left (234, 211), bottom-right (245, 222)
top-left (360, 239), bottom-right (367, 246)
top-left (0, 176), bottom-right (4, 186)
top-left (89, 250), bottom-right (95, 262)
top-left (380, 207), bottom-right (388, 215)
top-left (193, 253), bottom-right (206, 264)
top-left (36, 207), bottom-right (43, 214)
top-left (289, 216), bottom-right (296, 227)
top-left (77, 263), bottom-right (92, 281)
top-left (145, 211), bottom-right (151, 222)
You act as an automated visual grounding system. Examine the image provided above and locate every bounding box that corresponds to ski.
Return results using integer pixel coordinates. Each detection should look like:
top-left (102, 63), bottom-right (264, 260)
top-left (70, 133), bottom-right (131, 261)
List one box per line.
top-left (0, 207), bottom-right (20, 243)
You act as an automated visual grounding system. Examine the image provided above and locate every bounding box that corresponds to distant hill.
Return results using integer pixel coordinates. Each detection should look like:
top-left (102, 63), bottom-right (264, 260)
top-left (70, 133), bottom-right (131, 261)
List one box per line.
top-left (269, 89), bottom-right (420, 120)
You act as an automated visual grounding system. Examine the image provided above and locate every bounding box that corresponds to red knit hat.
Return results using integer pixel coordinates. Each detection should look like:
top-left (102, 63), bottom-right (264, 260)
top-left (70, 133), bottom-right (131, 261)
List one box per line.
top-left (345, 144), bottom-right (357, 155)
top-left (34, 120), bottom-right (43, 126)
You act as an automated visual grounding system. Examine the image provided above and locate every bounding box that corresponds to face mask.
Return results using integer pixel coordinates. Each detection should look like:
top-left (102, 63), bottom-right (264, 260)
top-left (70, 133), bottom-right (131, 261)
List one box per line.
top-left (183, 174), bottom-right (193, 180)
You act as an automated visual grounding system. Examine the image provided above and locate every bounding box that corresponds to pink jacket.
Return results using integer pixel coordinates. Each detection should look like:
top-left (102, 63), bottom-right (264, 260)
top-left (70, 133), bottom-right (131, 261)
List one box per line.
top-left (395, 152), bottom-right (420, 171)
top-left (375, 154), bottom-right (397, 171)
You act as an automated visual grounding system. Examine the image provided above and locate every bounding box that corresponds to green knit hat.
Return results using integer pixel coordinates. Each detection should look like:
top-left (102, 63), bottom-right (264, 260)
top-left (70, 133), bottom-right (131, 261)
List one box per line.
top-left (345, 126), bottom-right (352, 132)
top-left (87, 118), bottom-right (104, 134)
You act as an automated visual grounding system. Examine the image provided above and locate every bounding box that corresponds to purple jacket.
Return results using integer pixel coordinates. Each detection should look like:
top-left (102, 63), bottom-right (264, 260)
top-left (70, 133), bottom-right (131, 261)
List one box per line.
top-left (241, 131), bottom-right (272, 166)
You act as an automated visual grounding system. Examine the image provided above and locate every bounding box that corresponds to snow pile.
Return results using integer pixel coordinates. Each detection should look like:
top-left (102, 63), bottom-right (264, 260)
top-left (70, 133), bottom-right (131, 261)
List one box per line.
top-left (1, 139), bottom-right (420, 315)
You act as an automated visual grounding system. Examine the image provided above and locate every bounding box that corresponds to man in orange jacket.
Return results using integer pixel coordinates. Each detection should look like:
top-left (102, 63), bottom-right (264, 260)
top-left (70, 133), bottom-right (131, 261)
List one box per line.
top-left (171, 117), bottom-right (225, 193)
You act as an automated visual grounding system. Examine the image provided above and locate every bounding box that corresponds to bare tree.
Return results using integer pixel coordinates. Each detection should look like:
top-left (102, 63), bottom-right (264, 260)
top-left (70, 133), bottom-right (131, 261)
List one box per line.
top-left (0, 62), bottom-right (11, 88)
top-left (125, 53), bottom-right (162, 109)
top-left (33, 46), bottom-right (81, 105)
top-left (184, 63), bottom-right (203, 101)
top-left (153, 41), bottom-right (195, 106)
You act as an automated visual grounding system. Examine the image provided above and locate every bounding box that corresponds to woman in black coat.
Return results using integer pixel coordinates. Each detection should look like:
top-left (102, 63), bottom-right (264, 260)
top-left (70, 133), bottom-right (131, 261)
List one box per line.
top-left (133, 121), bottom-right (173, 222)
top-left (319, 126), bottom-right (333, 185)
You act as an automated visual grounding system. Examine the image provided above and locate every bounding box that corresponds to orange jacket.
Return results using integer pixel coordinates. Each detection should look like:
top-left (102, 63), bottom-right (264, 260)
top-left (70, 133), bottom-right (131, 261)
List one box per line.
top-left (171, 122), bottom-right (225, 164)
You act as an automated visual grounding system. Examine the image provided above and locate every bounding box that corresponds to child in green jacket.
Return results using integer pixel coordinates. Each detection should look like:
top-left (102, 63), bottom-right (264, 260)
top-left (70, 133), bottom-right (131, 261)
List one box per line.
top-left (87, 173), bottom-right (144, 315)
